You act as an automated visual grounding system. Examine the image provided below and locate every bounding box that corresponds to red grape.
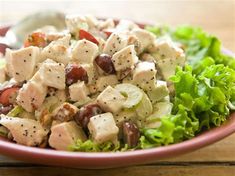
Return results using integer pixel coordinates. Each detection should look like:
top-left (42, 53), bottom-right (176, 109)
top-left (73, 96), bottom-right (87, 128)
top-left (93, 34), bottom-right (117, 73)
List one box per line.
top-left (123, 121), bottom-right (140, 148)
top-left (65, 64), bottom-right (88, 85)
top-left (74, 104), bottom-right (103, 129)
top-left (95, 54), bottom-right (116, 74)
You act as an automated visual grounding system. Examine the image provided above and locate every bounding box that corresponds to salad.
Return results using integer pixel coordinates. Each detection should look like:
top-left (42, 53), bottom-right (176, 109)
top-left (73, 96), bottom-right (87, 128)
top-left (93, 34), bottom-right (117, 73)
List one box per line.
top-left (0, 15), bottom-right (234, 152)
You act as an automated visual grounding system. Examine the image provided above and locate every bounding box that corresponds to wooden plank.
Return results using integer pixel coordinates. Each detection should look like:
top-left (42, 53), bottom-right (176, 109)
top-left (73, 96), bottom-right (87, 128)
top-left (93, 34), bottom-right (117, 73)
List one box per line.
top-left (160, 133), bottom-right (235, 162)
top-left (0, 165), bottom-right (235, 176)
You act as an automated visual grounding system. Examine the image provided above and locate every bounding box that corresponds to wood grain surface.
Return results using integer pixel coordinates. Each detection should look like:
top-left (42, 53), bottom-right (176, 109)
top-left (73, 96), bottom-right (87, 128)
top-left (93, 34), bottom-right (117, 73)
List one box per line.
top-left (0, 0), bottom-right (235, 175)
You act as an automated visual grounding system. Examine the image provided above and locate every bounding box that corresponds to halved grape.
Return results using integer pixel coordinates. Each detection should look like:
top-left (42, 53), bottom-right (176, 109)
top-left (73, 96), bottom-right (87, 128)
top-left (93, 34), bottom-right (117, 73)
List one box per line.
top-left (136, 91), bottom-right (153, 119)
top-left (115, 83), bottom-right (143, 109)
top-left (123, 121), bottom-right (140, 148)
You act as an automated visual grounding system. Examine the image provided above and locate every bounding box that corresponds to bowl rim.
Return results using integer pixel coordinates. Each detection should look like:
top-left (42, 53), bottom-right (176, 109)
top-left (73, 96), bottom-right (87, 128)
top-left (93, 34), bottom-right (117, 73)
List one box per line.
top-left (0, 24), bottom-right (235, 168)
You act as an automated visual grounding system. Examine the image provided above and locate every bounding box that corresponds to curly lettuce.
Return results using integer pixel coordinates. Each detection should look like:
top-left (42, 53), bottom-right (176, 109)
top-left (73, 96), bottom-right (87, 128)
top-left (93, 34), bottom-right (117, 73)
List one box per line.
top-left (146, 25), bottom-right (235, 69)
top-left (69, 139), bottom-right (129, 152)
top-left (141, 63), bottom-right (235, 148)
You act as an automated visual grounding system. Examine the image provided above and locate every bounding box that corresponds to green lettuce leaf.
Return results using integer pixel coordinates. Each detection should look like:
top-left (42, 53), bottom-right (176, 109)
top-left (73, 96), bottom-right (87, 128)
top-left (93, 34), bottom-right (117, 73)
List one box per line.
top-left (146, 25), bottom-right (235, 69)
top-left (69, 140), bottom-right (124, 152)
top-left (140, 64), bottom-right (235, 148)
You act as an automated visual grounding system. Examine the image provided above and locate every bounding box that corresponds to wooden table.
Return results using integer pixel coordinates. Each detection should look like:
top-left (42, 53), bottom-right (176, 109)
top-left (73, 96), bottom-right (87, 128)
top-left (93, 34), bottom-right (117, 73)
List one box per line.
top-left (0, 0), bottom-right (235, 175)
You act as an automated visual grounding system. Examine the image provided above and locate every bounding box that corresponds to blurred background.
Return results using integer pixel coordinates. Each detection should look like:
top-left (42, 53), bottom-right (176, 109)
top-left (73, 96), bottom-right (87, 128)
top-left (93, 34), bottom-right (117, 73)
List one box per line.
top-left (0, 0), bottom-right (234, 51)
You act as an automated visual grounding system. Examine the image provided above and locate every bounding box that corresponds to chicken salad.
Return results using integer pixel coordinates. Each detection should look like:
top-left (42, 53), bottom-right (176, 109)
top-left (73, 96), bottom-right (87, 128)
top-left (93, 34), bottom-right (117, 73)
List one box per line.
top-left (0, 15), bottom-right (234, 152)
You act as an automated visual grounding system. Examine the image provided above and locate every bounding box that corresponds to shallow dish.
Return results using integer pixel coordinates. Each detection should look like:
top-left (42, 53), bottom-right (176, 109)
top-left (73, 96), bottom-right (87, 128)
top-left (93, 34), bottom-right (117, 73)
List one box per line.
top-left (0, 24), bottom-right (235, 169)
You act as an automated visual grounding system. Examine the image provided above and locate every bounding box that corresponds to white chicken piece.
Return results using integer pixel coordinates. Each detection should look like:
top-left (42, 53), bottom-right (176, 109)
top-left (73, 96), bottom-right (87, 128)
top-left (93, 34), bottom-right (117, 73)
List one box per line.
top-left (131, 28), bottom-right (156, 53)
top-left (66, 15), bottom-right (88, 33)
top-left (17, 72), bottom-right (47, 112)
top-left (38, 59), bottom-right (65, 90)
top-left (112, 45), bottom-right (138, 72)
top-left (0, 115), bottom-right (48, 146)
top-left (49, 121), bottom-right (87, 150)
top-left (103, 32), bottom-right (128, 56)
top-left (81, 63), bottom-right (98, 85)
top-left (0, 67), bottom-right (6, 83)
top-left (5, 46), bottom-right (39, 82)
top-left (96, 75), bottom-right (119, 92)
top-left (52, 103), bottom-right (78, 122)
top-left (115, 19), bottom-right (139, 32)
top-left (98, 18), bottom-right (115, 30)
top-left (88, 112), bottom-right (119, 144)
top-left (151, 39), bottom-right (185, 80)
top-left (147, 80), bottom-right (169, 104)
top-left (132, 61), bottom-right (157, 91)
top-left (140, 53), bottom-right (156, 63)
top-left (84, 15), bottom-right (99, 29)
top-left (97, 86), bottom-right (125, 114)
top-left (126, 34), bottom-right (142, 54)
top-left (4, 49), bottom-right (14, 77)
top-left (114, 110), bottom-right (136, 127)
top-left (69, 81), bottom-right (90, 104)
top-left (72, 39), bottom-right (99, 64)
top-left (40, 35), bottom-right (71, 64)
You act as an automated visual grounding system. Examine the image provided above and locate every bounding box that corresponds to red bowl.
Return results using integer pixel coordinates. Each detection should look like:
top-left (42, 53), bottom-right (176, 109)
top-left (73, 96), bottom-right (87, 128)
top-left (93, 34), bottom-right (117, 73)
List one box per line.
top-left (0, 24), bottom-right (235, 169)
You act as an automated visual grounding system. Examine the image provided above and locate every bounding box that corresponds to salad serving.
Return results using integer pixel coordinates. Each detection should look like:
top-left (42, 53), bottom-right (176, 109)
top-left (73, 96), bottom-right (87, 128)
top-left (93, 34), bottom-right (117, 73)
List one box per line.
top-left (0, 15), bottom-right (234, 152)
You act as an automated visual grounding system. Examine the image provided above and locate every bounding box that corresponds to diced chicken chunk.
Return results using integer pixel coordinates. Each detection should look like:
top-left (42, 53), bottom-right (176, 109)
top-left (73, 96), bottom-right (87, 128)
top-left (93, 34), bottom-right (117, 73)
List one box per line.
top-left (0, 67), bottom-right (6, 83)
top-left (88, 112), bottom-right (119, 144)
top-left (140, 53), bottom-right (156, 63)
top-left (127, 35), bottom-right (142, 54)
top-left (0, 115), bottom-right (48, 146)
top-left (17, 73), bottom-right (47, 112)
top-left (85, 15), bottom-right (99, 29)
top-left (97, 86), bottom-right (125, 113)
top-left (5, 46), bottom-right (39, 82)
top-left (72, 39), bottom-right (99, 64)
top-left (103, 33), bottom-right (128, 56)
top-left (38, 59), bottom-right (65, 89)
top-left (49, 121), bottom-right (87, 150)
top-left (81, 63), bottom-right (98, 85)
top-left (133, 61), bottom-right (157, 91)
top-left (112, 45), bottom-right (138, 71)
top-left (115, 20), bottom-right (139, 32)
top-left (147, 80), bottom-right (169, 104)
top-left (131, 28), bottom-right (156, 53)
top-left (96, 75), bottom-right (119, 92)
top-left (41, 35), bottom-right (70, 64)
top-left (69, 81), bottom-right (90, 104)
top-left (98, 18), bottom-right (115, 30)
top-left (5, 49), bottom-right (14, 77)
top-left (151, 39), bottom-right (185, 80)
top-left (65, 15), bottom-right (89, 34)
top-left (52, 103), bottom-right (78, 122)
top-left (114, 110), bottom-right (136, 127)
